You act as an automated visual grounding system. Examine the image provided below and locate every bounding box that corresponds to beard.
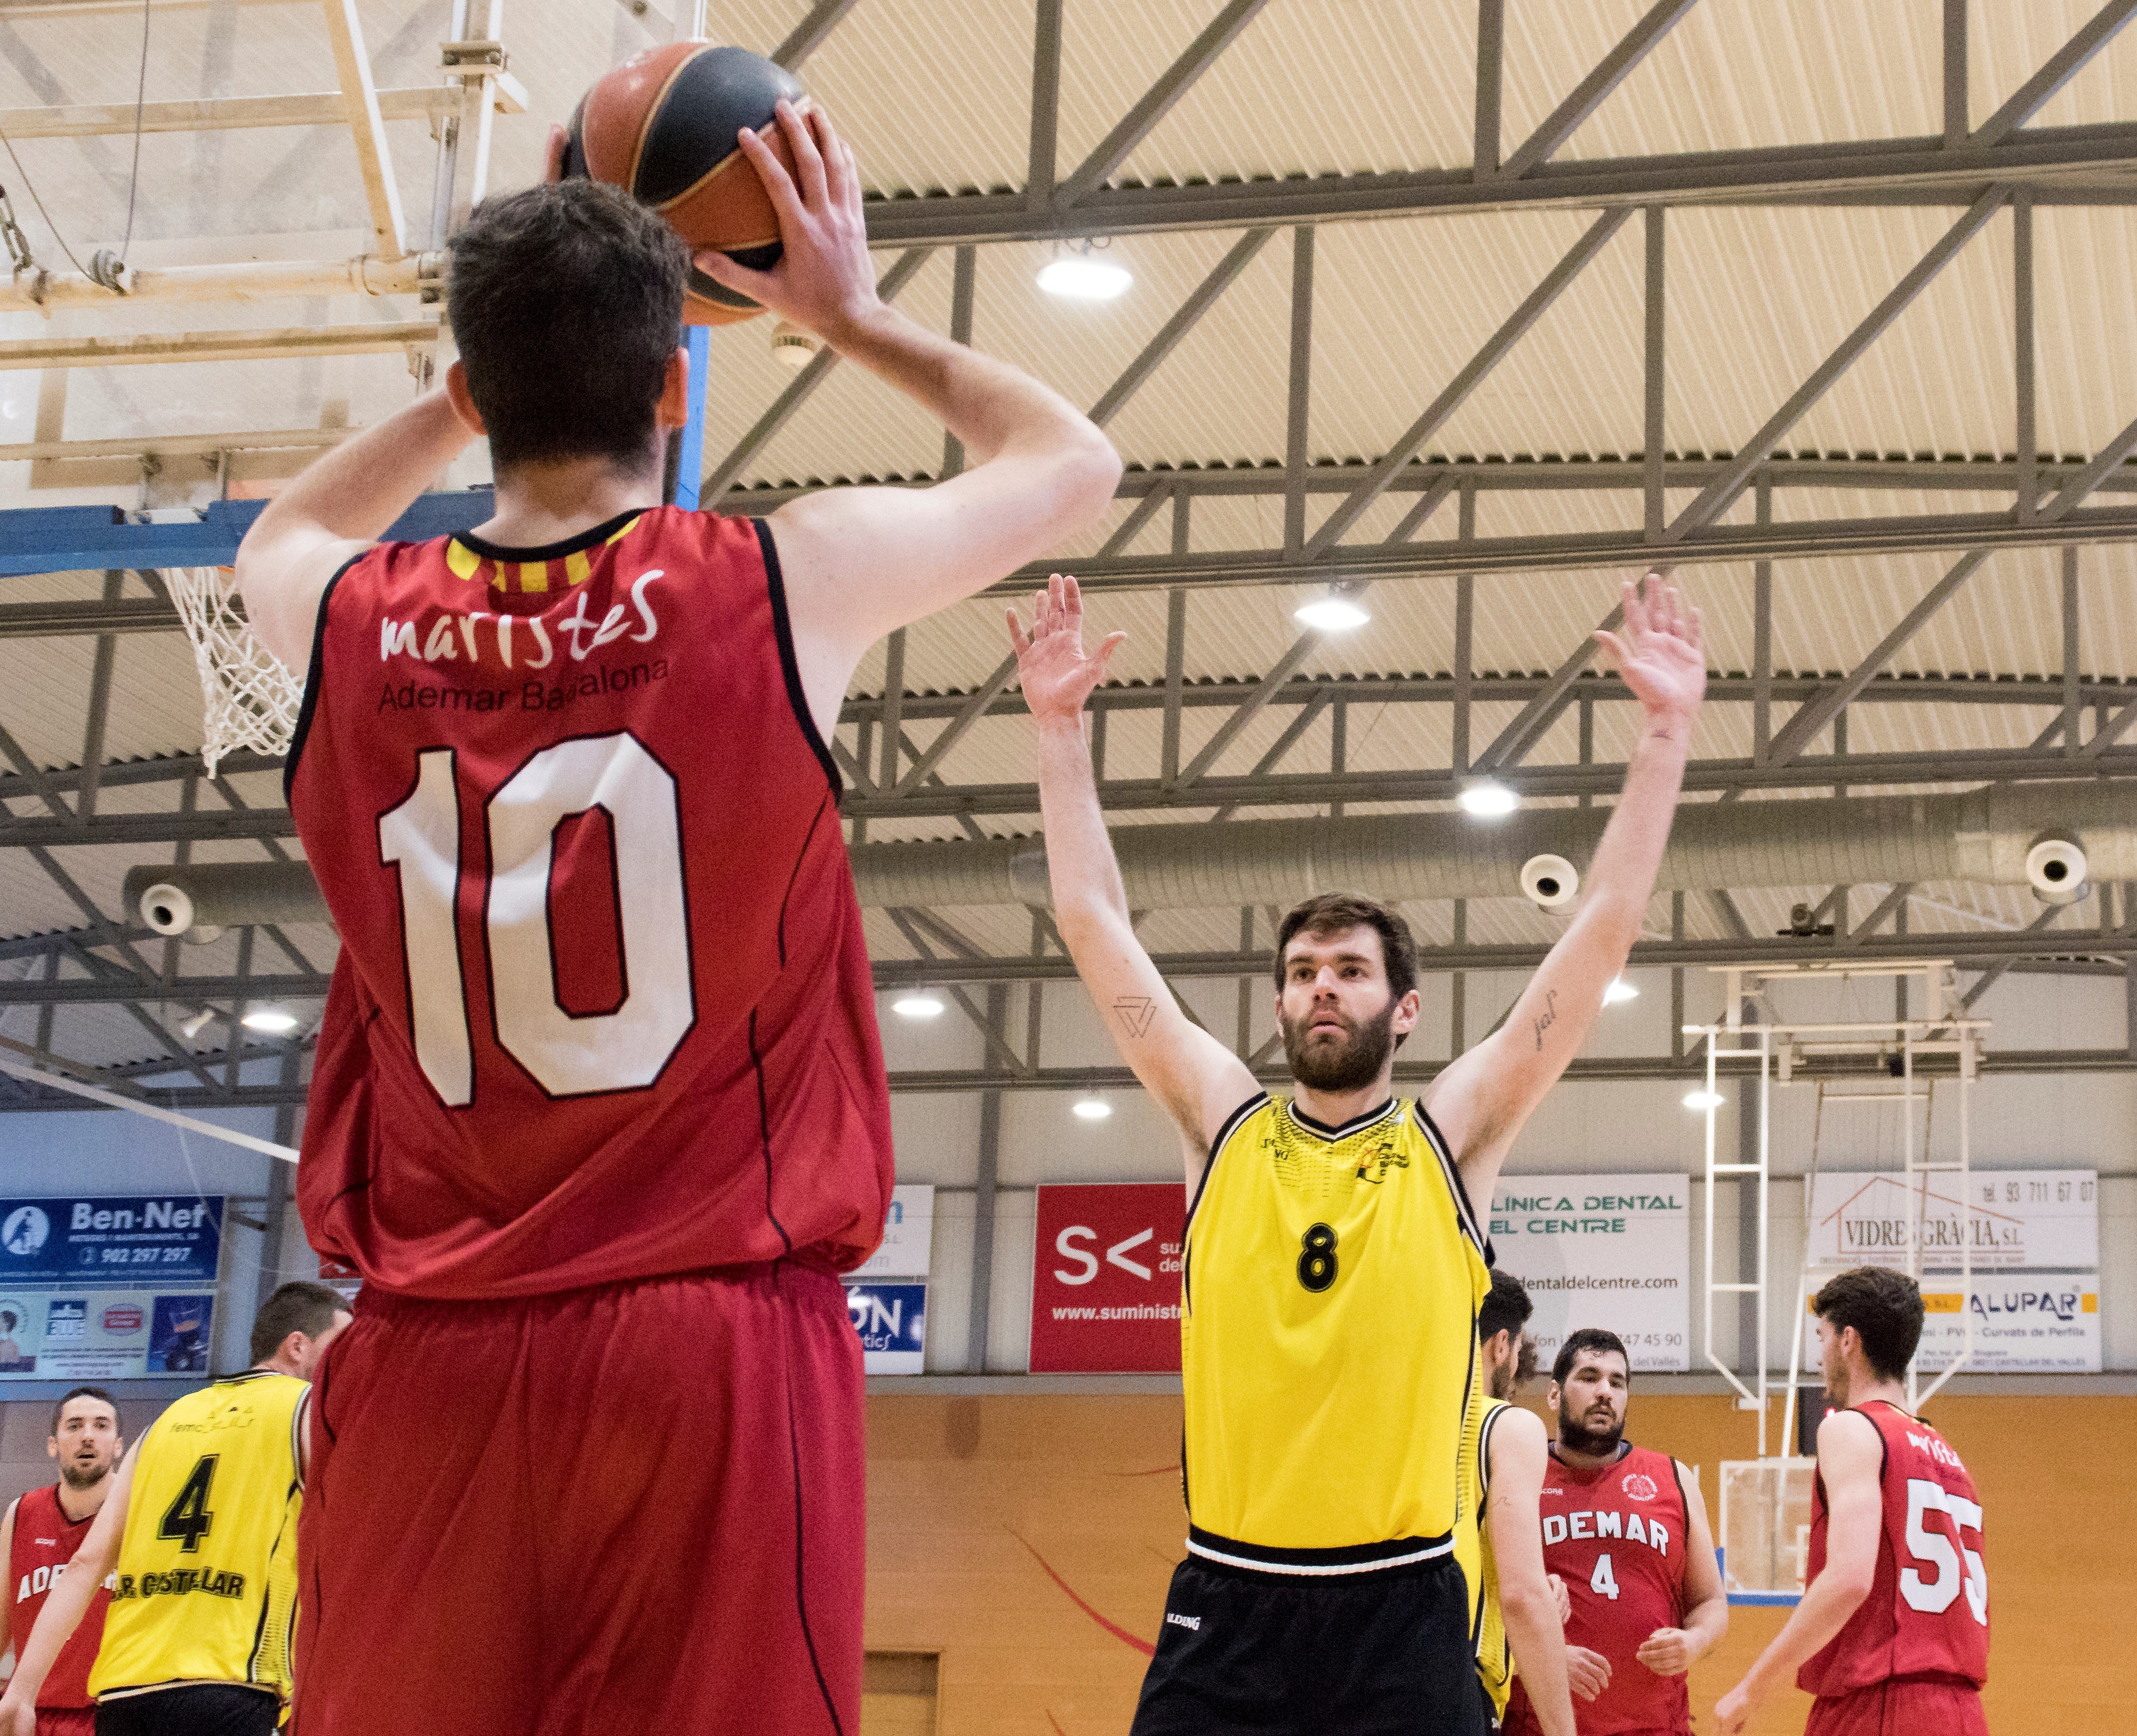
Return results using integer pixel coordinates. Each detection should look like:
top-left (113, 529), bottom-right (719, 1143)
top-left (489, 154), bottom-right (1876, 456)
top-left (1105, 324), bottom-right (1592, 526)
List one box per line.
top-left (1557, 1397), bottom-right (1625, 1457)
top-left (1280, 995), bottom-right (1397, 1093)
top-left (59, 1458), bottom-right (109, 1492)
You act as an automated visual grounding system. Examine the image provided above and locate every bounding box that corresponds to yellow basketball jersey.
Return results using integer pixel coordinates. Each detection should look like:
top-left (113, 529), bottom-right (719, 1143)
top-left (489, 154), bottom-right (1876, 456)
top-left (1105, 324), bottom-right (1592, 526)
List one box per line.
top-left (1180, 1094), bottom-right (1490, 1572)
top-left (1456, 1393), bottom-right (1514, 1719)
top-left (90, 1371), bottom-right (306, 1702)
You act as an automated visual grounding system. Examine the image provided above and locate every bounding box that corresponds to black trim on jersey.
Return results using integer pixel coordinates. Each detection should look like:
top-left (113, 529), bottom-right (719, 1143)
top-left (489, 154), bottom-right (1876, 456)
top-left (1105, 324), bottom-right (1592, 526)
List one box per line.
top-left (1477, 1401), bottom-right (1508, 1504)
top-left (281, 552), bottom-right (364, 804)
top-left (1183, 1090), bottom-right (1268, 1316)
top-left (1186, 1092), bottom-right (1265, 1235)
top-left (749, 1009), bottom-right (795, 1257)
top-left (1184, 1524), bottom-right (1455, 1577)
top-left (451, 507), bottom-right (646, 564)
top-left (1286, 1096), bottom-right (1401, 1141)
top-left (782, 1321), bottom-right (847, 1736)
top-left (777, 791), bottom-right (834, 971)
top-left (752, 518), bottom-right (842, 797)
top-left (1413, 1101), bottom-right (1491, 1263)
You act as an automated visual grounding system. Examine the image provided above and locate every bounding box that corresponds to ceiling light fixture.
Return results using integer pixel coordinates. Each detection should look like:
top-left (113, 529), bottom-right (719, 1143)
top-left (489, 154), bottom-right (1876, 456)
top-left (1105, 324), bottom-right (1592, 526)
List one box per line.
top-left (1456, 779), bottom-right (1520, 818)
top-left (1682, 1088), bottom-right (1725, 1111)
top-left (1603, 978), bottom-right (1639, 1005)
top-left (179, 1009), bottom-right (219, 1041)
top-left (1073, 1097), bottom-right (1113, 1121)
top-left (241, 1008), bottom-right (299, 1035)
top-left (1293, 584), bottom-right (1372, 633)
top-left (892, 992), bottom-right (946, 1020)
top-left (1037, 241), bottom-right (1132, 301)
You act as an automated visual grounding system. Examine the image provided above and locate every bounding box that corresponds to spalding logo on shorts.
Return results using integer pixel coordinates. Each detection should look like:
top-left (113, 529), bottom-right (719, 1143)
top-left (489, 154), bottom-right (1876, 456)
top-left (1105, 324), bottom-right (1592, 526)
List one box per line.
top-left (1622, 1473), bottom-right (1660, 1502)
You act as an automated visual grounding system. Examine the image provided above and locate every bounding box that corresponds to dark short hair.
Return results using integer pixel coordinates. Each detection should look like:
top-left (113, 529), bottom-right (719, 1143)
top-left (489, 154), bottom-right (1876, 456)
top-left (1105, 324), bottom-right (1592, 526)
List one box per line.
top-left (251, 1282), bottom-right (349, 1365)
top-left (448, 179), bottom-right (688, 471)
top-left (50, 1386), bottom-right (118, 1437)
top-left (1553, 1326), bottom-right (1630, 1388)
top-left (1812, 1266), bottom-right (1923, 1381)
top-left (1478, 1268), bottom-right (1533, 1345)
top-left (1273, 893), bottom-right (1419, 1002)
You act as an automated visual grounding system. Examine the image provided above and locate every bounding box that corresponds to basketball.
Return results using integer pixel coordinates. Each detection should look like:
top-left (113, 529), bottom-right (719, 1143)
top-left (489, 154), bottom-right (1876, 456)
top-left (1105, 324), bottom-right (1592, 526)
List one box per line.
top-left (562, 42), bottom-right (809, 325)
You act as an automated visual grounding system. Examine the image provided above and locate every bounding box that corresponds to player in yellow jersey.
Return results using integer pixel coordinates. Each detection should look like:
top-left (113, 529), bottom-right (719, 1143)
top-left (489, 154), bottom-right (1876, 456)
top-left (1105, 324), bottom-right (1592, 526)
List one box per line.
top-left (1007, 570), bottom-right (1705, 1734)
top-left (0, 1284), bottom-right (350, 1736)
top-left (1459, 1270), bottom-right (1576, 1736)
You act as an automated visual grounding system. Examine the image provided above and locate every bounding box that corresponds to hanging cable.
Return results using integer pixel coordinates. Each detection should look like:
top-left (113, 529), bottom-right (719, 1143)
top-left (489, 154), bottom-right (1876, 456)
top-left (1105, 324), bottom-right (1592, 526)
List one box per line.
top-left (118, 0), bottom-right (151, 262)
top-left (0, 126), bottom-right (97, 280)
top-left (0, 0), bottom-right (151, 292)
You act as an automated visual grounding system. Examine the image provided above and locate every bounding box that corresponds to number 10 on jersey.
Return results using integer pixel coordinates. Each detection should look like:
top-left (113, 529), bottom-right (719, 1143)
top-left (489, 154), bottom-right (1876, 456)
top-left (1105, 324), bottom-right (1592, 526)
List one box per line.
top-left (378, 733), bottom-right (696, 1103)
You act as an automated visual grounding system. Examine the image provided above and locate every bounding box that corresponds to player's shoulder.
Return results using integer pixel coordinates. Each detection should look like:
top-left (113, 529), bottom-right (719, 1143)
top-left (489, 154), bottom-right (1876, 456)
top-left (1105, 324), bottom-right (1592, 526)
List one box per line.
top-left (1486, 1401), bottom-right (1547, 1457)
top-left (1814, 1405), bottom-right (1887, 1467)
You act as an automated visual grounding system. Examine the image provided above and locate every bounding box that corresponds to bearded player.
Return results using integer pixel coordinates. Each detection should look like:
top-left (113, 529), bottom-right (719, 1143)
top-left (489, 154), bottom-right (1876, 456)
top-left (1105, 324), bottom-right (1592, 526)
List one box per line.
top-left (1008, 572), bottom-right (1704, 1734)
top-left (1501, 1330), bottom-right (1726, 1736)
top-left (233, 100), bottom-right (1117, 1736)
top-left (1458, 1272), bottom-right (1576, 1736)
top-left (1716, 1269), bottom-right (1988, 1736)
top-left (1, 1389), bottom-right (122, 1736)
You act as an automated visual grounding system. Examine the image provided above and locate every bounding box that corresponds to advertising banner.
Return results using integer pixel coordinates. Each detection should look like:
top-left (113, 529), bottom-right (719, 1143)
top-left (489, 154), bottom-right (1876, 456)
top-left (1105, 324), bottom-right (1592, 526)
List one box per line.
top-left (1029, 1183), bottom-right (1184, 1373)
top-left (1488, 1175), bottom-right (1690, 1372)
top-left (1804, 1170), bottom-right (2096, 1272)
top-left (0, 1288), bottom-right (218, 1380)
top-left (0, 1196), bottom-right (223, 1285)
top-left (1802, 1275), bottom-right (2101, 1373)
top-left (845, 1280), bottom-right (927, 1375)
top-left (849, 1184), bottom-right (934, 1280)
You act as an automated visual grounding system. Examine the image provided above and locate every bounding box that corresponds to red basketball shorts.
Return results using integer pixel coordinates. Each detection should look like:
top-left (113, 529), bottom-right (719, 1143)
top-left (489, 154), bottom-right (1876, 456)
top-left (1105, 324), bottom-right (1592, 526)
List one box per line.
top-left (1805, 1676), bottom-right (1988, 1736)
top-left (292, 1262), bottom-right (864, 1736)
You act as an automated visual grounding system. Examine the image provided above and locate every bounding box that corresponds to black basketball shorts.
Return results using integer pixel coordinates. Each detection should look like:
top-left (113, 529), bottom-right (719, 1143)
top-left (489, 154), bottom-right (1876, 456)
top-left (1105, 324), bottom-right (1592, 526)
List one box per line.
top-left (94, 1685), bottom-right (280, 1736)
top-left (1129, 1552), bottom-right (1490, 1735)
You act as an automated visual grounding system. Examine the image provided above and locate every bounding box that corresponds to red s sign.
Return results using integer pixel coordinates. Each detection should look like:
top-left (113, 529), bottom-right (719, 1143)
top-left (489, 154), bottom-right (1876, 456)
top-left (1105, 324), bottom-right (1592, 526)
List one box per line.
top-left (1029, 1183), bottom-right (1183, 1373)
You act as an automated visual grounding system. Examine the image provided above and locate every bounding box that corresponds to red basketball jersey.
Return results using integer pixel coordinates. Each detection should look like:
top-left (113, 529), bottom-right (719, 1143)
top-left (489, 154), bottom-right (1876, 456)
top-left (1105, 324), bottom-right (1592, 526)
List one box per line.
top-left (7, 1482), bottom-right (109, 1708)
top-left (1502, 1443), bottom-right (1690, 1736)
top-left (286, 508), bottom-right (893, 1298)
top-left (1798, 1400), bottom-right (1989, 1698)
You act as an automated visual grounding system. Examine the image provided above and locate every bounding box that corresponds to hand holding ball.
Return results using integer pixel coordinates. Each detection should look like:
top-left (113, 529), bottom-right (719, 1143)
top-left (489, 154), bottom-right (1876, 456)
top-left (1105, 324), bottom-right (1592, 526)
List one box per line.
top-left (565, 43), bottom-right (824, 326)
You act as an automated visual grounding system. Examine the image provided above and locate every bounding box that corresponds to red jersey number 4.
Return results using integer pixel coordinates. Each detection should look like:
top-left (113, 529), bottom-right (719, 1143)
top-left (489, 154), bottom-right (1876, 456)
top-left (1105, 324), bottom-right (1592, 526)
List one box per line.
top-left (379, 733), bottom-right (694, 1104)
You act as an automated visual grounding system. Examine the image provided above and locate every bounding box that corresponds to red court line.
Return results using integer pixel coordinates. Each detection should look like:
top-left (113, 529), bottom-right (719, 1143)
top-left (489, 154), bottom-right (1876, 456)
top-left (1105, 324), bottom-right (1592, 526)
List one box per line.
top-left (1011, 1530), bottom-right (1157, 1658)
top-left (1047, 1714), bottom-right (1068, 1735)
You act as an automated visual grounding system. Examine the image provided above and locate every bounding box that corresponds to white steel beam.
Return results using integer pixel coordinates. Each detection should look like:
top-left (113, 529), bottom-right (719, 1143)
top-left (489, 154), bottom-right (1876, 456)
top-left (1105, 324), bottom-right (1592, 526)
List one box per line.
top-left (0, 323), bottom-right (439, 369)
top-left (320, 0), bottom-right (406, 261)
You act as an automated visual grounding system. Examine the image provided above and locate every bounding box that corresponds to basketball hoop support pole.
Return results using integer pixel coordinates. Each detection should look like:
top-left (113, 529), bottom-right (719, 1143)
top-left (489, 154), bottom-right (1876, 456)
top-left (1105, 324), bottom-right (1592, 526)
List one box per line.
top-left (672, 326), bottom-right (711, 511)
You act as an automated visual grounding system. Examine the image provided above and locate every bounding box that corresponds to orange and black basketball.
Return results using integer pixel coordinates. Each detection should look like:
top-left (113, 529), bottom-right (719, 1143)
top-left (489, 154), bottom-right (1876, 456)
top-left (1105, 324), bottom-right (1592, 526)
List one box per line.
top-left (563, 42), bottom-right (809, 325)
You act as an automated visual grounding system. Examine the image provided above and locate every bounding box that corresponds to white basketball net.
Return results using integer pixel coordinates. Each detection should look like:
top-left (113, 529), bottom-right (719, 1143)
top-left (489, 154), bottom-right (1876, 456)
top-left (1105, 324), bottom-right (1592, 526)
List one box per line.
top-left (165, 566), bottom-right (304, 776)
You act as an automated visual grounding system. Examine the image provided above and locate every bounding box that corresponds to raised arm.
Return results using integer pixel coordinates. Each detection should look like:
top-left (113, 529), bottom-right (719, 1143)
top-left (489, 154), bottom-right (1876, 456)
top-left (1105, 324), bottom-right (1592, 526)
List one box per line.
top-left (715, 106), bottom-right (1121, 732)
top-left (1634, 1460), bottom-right (1729, 1678)
top-left (0, 1446), bottom-right (134, 1735)
top-left (234, 393), bottom-right (479, 670)
top-left (1011, 576), bottom-right (1259, 1184)
top-left (1422, 574), bottom-right (1703, 1200)
top-left (1488, 1407), bottom-right (1577, 1736)
top-left (1714, 1411), bottom-right (1883, 1735)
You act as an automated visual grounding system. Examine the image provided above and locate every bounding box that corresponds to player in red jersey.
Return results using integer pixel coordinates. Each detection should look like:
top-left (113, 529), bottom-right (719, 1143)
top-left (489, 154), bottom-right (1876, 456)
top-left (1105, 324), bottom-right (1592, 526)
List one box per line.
top-left (1502, 1330), bottom-right (1727, 1736)
top-left (0, 1389), bottom-right (122, 1736)
top-left (1715, 1269), bottom-right (1988, 1736)
top-left (233, 103), bottom-right (1119, 1736)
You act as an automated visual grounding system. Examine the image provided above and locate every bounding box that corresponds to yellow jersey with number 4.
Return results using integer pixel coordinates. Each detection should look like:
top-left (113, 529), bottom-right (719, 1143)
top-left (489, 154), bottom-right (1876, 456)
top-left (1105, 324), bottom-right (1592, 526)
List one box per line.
top-left (1181, 1094), bottom-right (1490, 1573)
top-left (89, 1370), bottom-right (306, 1702)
